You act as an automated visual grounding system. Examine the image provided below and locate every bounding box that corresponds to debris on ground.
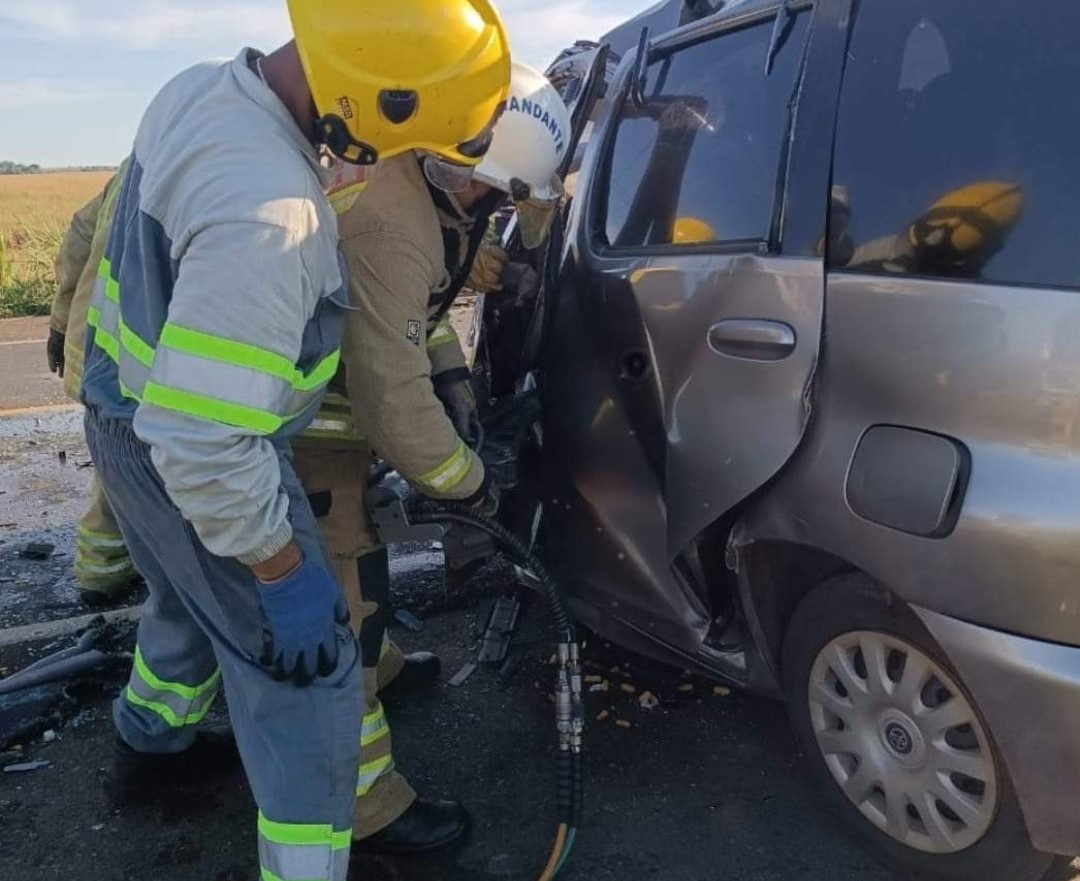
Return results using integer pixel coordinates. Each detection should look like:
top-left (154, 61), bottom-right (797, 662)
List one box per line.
top-left (19, 542), bottom-right (55, 560)
top-left (448, 661), bottom-right (478, 687)
top-left (615, 719), bottom-right (632, 729)
top-left (0, 616), bottom-right (137, 750)
top-left (713, 685), bottom-right (731, 697)
top-left (619, 682), bottom-right (636, 695)
top-left (393, 608), bottom-right (425, 632)
top-left (638, 690), bottom-right (659, 710)
top-left (3, 759), bottom-right (51, 773)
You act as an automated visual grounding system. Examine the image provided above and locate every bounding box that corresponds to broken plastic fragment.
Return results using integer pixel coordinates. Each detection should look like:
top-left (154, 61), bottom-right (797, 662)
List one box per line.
top-left (393, 609), bottom-right (424, 632)
top-left (638, 690), bottom-right (659, 710)
top-left (3, 759), bottom-right (50, 773)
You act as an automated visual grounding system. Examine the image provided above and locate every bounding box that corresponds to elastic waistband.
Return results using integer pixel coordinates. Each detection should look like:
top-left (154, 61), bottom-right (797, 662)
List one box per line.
top-left (84, 406), bottom-right (151, 461)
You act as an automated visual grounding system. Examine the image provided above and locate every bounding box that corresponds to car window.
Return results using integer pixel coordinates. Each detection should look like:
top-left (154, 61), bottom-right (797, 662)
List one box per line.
top-left (829, 1), bottom-right (1080, 290)
top-left (600, 14), bottom-right (809, 250)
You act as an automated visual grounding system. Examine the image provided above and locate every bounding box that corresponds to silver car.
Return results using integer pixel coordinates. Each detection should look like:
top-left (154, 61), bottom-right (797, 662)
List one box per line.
top-left (477, 0), bottom-right (1080, 879)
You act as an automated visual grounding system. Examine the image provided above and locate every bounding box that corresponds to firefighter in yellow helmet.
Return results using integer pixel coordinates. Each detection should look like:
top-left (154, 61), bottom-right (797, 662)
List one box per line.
top-left (76, 3), bottom-right (510, 879)
top-left (671, 216), bottom-right (716, 245)
top-left (291, 62), bottom-right (571, 855)
top-left (840, 181), bottom-right (1024, 275)
top-left (906, 181), bottom-right (1023, 276)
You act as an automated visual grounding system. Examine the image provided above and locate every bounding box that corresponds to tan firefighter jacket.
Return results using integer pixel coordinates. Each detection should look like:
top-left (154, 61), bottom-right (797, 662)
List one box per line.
top-left (302, 154), bottom-right (498, 500)
top-left (51, 168), bottom-right (123, 400)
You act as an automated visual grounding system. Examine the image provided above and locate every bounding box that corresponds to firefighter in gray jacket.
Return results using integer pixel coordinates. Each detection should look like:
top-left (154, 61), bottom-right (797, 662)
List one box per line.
top-left (78, 3), bottom-right (510, 878)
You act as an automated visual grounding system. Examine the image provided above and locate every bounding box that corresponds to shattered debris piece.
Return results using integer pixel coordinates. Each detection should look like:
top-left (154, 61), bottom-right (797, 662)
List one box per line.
top-left (712, 685), bottom-right (731, 697)
top-left (19, 542), bottom-right (55, 560)
top-left (678, 683), bottom-right (695, 694)
top-left (619, 683), bottom-right (636, 695)
top-left (41, 730), bottom-right (57, 743)
top-left (583, 675), bottom-right (604, 684)
top-left (448, 662), bottom-right (477, 687)
top-left (90, 824), bottom-right (105, 832)
top-left (615, 719), bottom-right (632, 729)
top-left (3, 760), bottom-right (51, 773)
top-left (638, 691), bottom-right (659, 710)
top-left (393, 609), bottom-right (424, 632)
top-left (595, 710), bottom-right (610, 722)
top-left (588, 681), bottom-right (609, 693)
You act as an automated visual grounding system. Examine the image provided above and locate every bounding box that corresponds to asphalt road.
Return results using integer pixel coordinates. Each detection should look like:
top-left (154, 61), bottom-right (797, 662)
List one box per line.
top-left (0, 317), bottom-right (70, 413)
top-left (0, 315), bottom-right (1076, 881)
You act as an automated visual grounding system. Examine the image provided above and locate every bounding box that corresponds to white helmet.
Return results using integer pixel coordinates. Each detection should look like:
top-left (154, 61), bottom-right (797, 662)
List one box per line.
top-left (472, 61), bottom-right (571, 200)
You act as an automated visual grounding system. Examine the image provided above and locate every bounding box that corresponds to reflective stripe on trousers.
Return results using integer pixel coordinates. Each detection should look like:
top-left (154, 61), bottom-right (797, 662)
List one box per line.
top-left (124, 644), bottom-right (220, 728)
top-left (75, 525), bottom-right (135, 580)
top-left (258, 812), bottom-right (351, 881)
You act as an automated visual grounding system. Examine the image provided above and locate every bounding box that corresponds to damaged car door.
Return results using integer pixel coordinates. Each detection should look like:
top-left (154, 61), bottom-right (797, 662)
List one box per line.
top-left (536, 1), bottom-right (827, 673)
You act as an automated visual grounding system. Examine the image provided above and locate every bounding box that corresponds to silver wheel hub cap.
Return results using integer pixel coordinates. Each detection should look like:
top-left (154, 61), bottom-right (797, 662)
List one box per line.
top-left (808, 631), bottom-right (998, 854)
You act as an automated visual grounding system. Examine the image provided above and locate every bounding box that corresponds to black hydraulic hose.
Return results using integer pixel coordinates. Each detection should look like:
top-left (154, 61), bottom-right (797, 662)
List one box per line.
top-left (409, 509), bottom-right (575, 642)
top-left (408, 506), bottom-right (581, 877)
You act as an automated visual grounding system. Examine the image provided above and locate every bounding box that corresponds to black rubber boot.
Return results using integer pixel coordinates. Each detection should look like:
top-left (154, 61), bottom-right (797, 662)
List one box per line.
top-left (109, 729), bottom-right (241, 803)
top-left (379, 652), bottom-right (442, 698)
top-left (359, 798), bottom-right (469, 855)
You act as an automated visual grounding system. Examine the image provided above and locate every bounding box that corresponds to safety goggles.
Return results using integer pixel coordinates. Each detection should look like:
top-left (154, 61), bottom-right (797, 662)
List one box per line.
top-left (422, 154), bottom-right (477, 194)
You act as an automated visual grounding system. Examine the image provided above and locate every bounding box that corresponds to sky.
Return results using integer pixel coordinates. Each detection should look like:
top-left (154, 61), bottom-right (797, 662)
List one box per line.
top-left (0, 0), bottom-right (643, 167)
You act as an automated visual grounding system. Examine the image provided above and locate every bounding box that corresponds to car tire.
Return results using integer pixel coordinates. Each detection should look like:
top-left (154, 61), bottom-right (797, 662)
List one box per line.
top-left (782, 573), bottom-right (1066, 881)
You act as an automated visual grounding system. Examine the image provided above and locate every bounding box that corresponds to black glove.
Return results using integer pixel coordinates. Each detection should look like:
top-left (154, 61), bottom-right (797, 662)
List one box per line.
top-left (432, 368), bottom-right (478, 442)
top-left (408, 471), bottom-right (499, 519)
top-left (46, 329), bottom-right (65, 378)
top-left (457, 472), bottom-right (500, 518)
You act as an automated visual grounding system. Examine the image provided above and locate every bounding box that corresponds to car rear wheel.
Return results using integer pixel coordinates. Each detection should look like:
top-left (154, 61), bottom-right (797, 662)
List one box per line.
top-left (783, 574), bottom-right (1064, 881)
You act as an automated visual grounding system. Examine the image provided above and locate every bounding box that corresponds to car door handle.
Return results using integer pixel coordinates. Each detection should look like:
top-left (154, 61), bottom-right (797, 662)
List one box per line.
top-left (707, 319), bottom-right (796, 361)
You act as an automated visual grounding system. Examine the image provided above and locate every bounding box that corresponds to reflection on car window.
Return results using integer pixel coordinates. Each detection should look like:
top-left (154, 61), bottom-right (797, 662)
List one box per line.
top-left (829, 1), bottom-right (1080, 289)
top-left (601, 15), bottom-right (808, 250)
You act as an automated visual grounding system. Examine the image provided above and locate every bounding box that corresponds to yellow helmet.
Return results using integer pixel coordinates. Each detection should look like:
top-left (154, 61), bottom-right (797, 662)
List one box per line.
top-left (908, 181), bottom-right (1023, 269)
top-left (672, 216), bottom-right (716, 245)
top-left (287, 0), bottom-right (511, 166)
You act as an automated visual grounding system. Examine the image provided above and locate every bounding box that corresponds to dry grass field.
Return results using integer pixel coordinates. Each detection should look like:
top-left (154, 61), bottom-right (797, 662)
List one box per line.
top-left (0, 171), bottom-right (114, 318)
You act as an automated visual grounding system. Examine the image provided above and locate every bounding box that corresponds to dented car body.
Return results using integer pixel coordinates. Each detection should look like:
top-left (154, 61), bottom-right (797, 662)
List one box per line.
top-left (479, 0), bottom-right (1080, 875)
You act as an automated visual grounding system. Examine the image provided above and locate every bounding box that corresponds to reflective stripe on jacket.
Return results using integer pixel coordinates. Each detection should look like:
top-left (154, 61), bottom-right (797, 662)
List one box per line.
top-left (82, 49), bottom-right (344, 564)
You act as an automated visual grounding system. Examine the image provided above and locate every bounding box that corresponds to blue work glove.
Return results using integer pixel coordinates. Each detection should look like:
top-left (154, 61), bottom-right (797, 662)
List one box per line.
top-left (257, 558), bottom-right (348, 685)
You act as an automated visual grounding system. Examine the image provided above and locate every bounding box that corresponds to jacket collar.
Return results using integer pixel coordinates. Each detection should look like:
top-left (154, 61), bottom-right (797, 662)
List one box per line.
top-left (231, 48), bottom-right (321, 175)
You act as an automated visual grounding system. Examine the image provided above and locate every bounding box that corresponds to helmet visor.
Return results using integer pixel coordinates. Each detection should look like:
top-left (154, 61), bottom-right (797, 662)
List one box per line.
top-left (422, 154), bottom-right (476, 194)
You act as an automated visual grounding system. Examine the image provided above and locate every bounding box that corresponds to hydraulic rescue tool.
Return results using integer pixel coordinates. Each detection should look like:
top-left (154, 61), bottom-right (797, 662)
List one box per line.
top-left (369, 393), bottom-right (584, 879)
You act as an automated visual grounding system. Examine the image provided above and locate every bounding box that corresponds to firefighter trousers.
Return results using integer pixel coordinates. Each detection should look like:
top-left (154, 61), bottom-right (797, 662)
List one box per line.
top-left (74, 471), bottom-right (137, 597)
top-left (292, 442), bottom-right (417, 838)
top-left (85, 409), bottom-right (362, 881)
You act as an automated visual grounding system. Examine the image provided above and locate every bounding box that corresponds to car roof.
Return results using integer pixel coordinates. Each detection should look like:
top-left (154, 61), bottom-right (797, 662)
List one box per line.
top-left (600, 0), bottom-right (776, 57)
